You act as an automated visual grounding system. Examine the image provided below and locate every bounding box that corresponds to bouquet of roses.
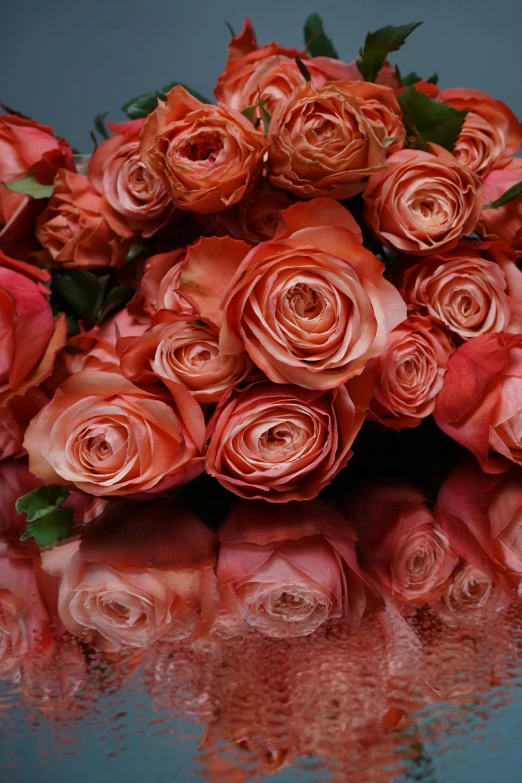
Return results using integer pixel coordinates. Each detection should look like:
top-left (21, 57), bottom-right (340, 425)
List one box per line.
top-left (1, 14), bottom-right (522, 545)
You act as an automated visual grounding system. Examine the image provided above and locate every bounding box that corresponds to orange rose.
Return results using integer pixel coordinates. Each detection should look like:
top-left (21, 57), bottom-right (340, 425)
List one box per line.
top-left (0, 113), bottom-right (74, 244)
top-left (268, 81), bottom-right (386, 199)
top-left (367, 315), bottom-right (454, 430)
top-left (340, 81), bottom-right (406, 155)
top-left (220, 200), bottom-right (406, 389)
top-left (24, 370), bottom-right (205, 497)
top-left (36, 170), bottom-right (134, 268)
top-left (439, 89), bottom-right (522, 176)
top-left (392, 240), bottom-right (522, 340)
top-left (205, 375), bottom-right (372, 502)
top-left (89, 119), bottom-right (176, 237)
top-left (477, 156), bottom-right (522, 250)
top-left (140, 86), bottom-right (267, 213)
top-left (363, 147), bottom-right (483, 255)
top-left (197, 187), bottom-right (293, 244)
top-left (118, 311), bottom-right (253, 403)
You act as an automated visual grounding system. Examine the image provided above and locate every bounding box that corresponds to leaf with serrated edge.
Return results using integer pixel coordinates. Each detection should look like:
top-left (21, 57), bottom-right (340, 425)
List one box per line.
top-left (304, 13), bottom-right (338, 59)
top-left (20, 508), bottom-right (73, 548)
top-left (16, 485), bottom-right (70, 523)
top-left (398, 86), bottom-right (468, 151)
top-left (357, 22), bottom-right (422, 83)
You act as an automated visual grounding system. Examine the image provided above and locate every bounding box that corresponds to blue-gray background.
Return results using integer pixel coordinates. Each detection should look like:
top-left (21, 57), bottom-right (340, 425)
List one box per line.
top-left (0, 0), bottom-right (521, 151)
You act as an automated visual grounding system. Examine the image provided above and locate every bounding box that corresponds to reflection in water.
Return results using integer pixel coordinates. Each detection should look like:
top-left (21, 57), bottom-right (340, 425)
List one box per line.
top-left (1, 455), bottom-right (522, 781)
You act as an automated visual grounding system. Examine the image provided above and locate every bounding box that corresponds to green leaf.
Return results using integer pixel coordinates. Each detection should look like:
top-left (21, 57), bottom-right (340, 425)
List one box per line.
top-left (303, 13), bottom-right (338, 59)
top-left (241, 99), bottom-right (270, 127)
top-left (126, 243), bottom-right (147, 262)
top-left (66, 314), bottom-right (80, 337)
top-left (295, 57), bottom-right (312, 82)
top-left (384, 136), bottom-right (404, 147)
top-left (484, 181), bottom-right (522, 209)
top-left (94, 111), bottom-right (110, 140)
top-left (261, 104), bottom-right (272, 134)
top-left (122, 82), bottom-right (212, 119)
top-left (356, 22), bottom-right (422, 83)
top-left (100, 285), bottom-right (135, 320)
top-left (52, 269), bottom-right (108, 321)
top-left (20, 508), bottom-right (73, 548)
top-left (401, 71), bottom-right (423, 86)
top-left (427, 73), bottom-right (439, 84)
top-left (225, 20), bottom-right (235, 38)
top-left (397, 85), bottom-right (468, 151)
top-left (16, 485), bottom-right (70, 523)
top-left (4, 174), bottom-right (54, 199)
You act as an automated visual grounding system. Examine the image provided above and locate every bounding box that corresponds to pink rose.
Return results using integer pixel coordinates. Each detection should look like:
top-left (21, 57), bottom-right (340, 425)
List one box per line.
top-left (436, 561), bottom-right (508, 626)
top-left (477, 156), bottom-right (522, 250)
top-left (196, 187), bottom-right (293, 245)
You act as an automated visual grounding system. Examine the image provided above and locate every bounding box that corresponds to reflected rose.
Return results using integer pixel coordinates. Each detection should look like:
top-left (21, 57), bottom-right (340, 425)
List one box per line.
top-left (436, 561), bottom-right (508, 626)
top-left (268, 81), bottom-right (386, 200)
top-left (41, 500), bottom-right (218, 651)
top-left (216, 500), bottom-right (372, 638)
top-left (24, 370), bottom-right (206, 497)
top-left (140, 86), bottom-right (267, 213)
top-left (197, 188), bottom-right (293, 245)
top-left (367, 315), bottom-right (454, 430)
top-left (220, 200), bottom-right (407, 389)
top-left (392, 240), bottom-right (522, 340)
top-left (477, 156), bottom-right (522, 250)
top-left (344, 484), bottom-right (458, 606)
top-left (363, 147), bottom-right (483, 255)
top-left (206, 375), bottom-right (373, 502)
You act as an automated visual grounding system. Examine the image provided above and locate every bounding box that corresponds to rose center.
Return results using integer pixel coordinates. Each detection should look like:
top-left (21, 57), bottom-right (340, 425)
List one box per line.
top-left (181, 132), bottom-right (224, 163)
top-left (285, 283), bottom-right (325, 320)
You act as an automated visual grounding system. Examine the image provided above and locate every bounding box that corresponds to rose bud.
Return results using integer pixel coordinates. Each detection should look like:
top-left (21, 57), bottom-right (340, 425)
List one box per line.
top-left (439, 89), bottom-right (522, 176)
top-left (343, 484), bottom-right (457, 607)
top-left (205, 375), bottom-right (372, 502)
top-left (196, 188), bottom-right (293, 245)
top-left (435, 458), bottom-right (522, 591)
top-left (23, 370), bottom-right (206, 497)
top-left (435, 561), bottom-right (508, 627)
top-left (367, 314), bottom-right (455, 430)
top-left (0, 113), bottom-right (74, 244)
top-left (216, 499), bottom-right (373, 638)
top-left (140, 85), bottom-right (267, 214)
top-left (220, 199), bottom-right (406, 389)
top-left (434, 332), bottom-right (522, 473)
top-left (36, 169), bottom-right (134, 268)
top-left (214, 17), bottom-right (360, 118)
top-left (40, 500), bottom-right (218, 651)
top-left (363, 147), bottom-right (483, 255)
top-left (118, 311), bottom-right (252, 404)
top-left (268, 81), bottom-right (386, 200)
top-left (89, 118), bottom-right (177, 237)
top-left (392, 240), bottom-right (522, 341)
top-left (477, 156), bottom-right (522, 250)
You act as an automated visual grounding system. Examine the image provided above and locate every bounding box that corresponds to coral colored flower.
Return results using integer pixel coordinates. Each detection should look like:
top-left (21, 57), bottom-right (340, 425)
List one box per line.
top-left (197, 187), bottom-right (293, 245)
top-left (477, 156), bottom-right (522, 250)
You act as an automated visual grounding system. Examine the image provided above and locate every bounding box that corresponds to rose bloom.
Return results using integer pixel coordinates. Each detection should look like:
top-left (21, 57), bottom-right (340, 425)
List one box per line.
top-left (341, 81), bottom-right (406, 155)
top-left (197, 187), bottom-right (293, 245)
top-left (367, 315), bottom-right (454, 430)
top-left (36, 169), bottom-right (134, 268)
top-left (138, 236), bottom-right (250, 326)
top-left (436, 561), bottom-right (508, 626)
top-left (220, 199), bottom-right (406, 389)
top-left (214, 17), bottom-right (360, 118)
top-left (434, 332), bottom-right (522, 472)
top-left (216, 499), bottom-right (371, 638)
top-left (0, 388), bottom-right (50, 462)
top-left (268, 81), bottom-right (386, 200)
top-left (439, 89), bottom-right (522, 176)
top-left (41, 500), bottom-right (218, 651)
top-left (477, 156), bottom-right (522, 250)
top-left (23, 370), bottom-right (206, 497)
top-left (89, 118), bottom-right (177, 237)
top-left (0, 113), bottom-right (74, 244)
top-left (140, 85), bottom-right (267, 214)
top-left (392, 240), bottom-right (522, 341)
top-left (205, 374), bottom-right (372, 502)
top-left (119, 311), bottom-right (253, 403)
top-left (363, 147), bottom-right (483, 255)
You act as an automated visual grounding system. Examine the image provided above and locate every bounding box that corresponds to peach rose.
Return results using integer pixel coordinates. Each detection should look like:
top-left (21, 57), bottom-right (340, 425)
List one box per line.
top-left (24, 370), bottom-right (206, 497)
top-left (119, 311), bottom-right (252, 403)
top-left (477, 156), bottom-right (522, 250)
top-left (363, 147), bottom-right (483, 255)
top-left (367, 315), bottom-right (454, 430)
top-left (138, 236), bottom-right (251, 326)
top-left (268, 81), bottom-right (386, 199)
top-left (392, 240), bottom-right (522, 340)
top-left (41, 500), bottom-right (217, 651)
top-left (214, 17), bottom-right (360, 118)
top-left (205, 374), bottom-right (372, 502)
top-left (439, 89), bottom-right (522, 176)
top-left (435, 332), bottom-right (522, 472)
top-left (342, 81), bottom-right (406, 155)
top-left (216, 500), bottom-right (371, 638)
top-left (36, 169), bottom-right (134, 268)
top-left (0, 113), bottom-right (74, 244)
top-left (220, 200), bottom-right (407, 389)
top-left (140, 85), bottom-right (267, 213)
top-left (344, 484), bottom-right (457, 606)
top-left (89, 119), bottom-right (176, 237)
top-left (197, 188), bottom-right (293, 245)
top-left (436, 561), bottom-right (508, 626)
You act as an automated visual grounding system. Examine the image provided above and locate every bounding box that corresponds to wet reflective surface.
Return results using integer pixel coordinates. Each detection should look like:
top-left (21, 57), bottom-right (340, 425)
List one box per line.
top-left (2, 424), bottom-right (522, 782)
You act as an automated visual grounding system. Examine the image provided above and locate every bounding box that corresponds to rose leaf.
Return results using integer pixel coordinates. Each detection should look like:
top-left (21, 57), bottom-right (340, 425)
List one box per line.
top-left (357, 22), bottom-right (422, 83)
top-left (484, 181), bottom-right (522, 209)
top-left (397, 86), bottom-right (468, 151)
top-left (16, 485), bottom-right (70, 523)
top-left (4, 174), bottom-right (54, 199)
top-left (303, 13), bottom-right (338, 59)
